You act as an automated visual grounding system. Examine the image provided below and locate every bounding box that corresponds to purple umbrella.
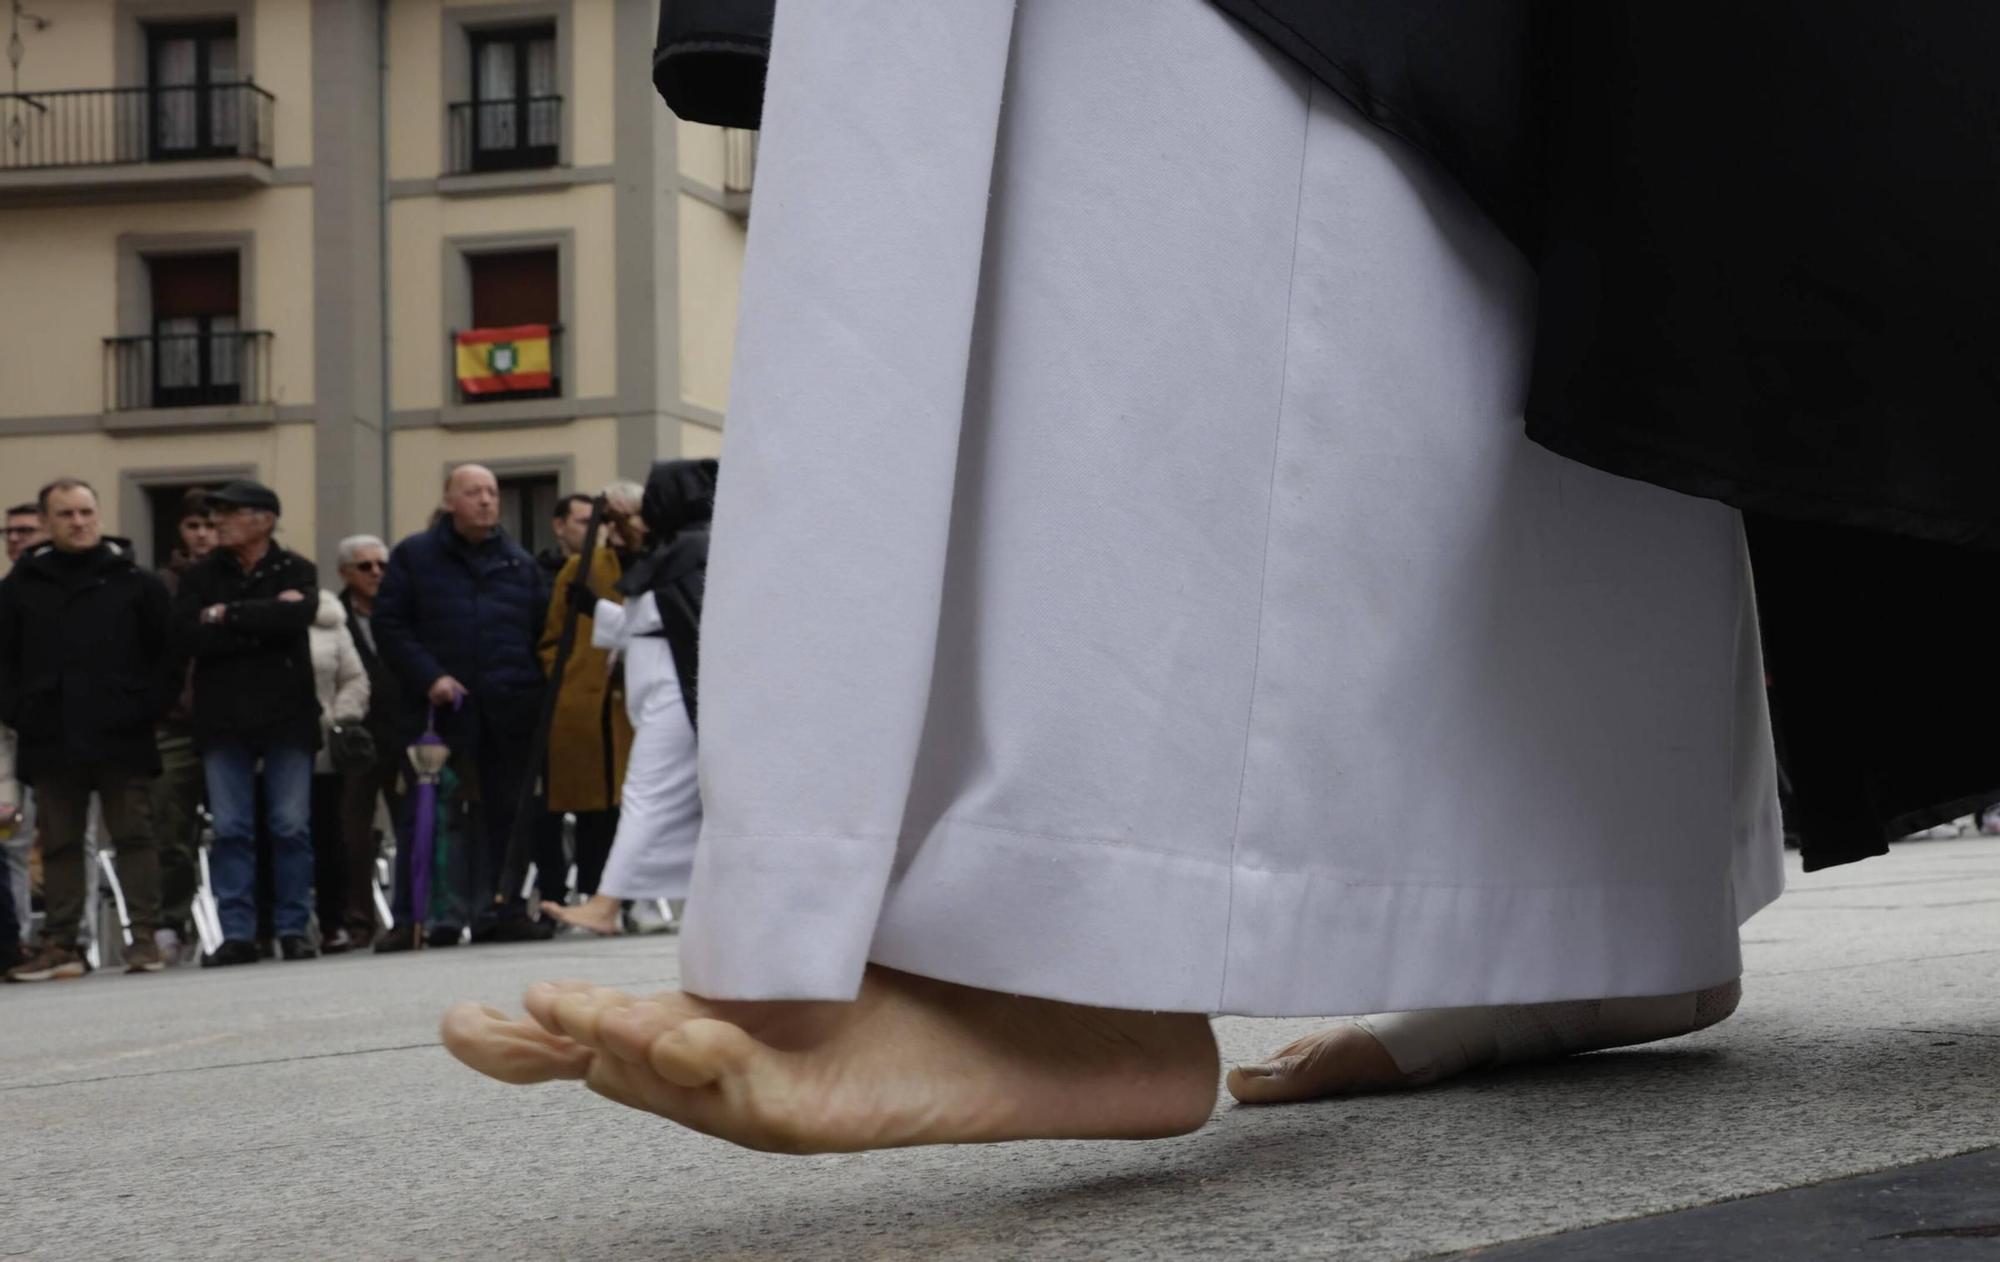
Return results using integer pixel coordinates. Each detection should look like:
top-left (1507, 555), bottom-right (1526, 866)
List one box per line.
top-left (405, 704), bottom-right (454, 949)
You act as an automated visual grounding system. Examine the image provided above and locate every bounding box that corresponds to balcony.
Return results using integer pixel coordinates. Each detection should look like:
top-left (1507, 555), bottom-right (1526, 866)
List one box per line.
top-left (447, 96), bottom-right (562, 175)
top-left (105, 330), bottom-right (273, 418)
top-left (0, 83), bottom-right (275, 205)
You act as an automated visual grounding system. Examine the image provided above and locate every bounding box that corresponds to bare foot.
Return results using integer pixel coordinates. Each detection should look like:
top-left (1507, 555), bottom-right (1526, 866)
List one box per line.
top-left (451, 966), bottom-right (1220, 1153)
top-left (541, 894), bottom-right (623, 936)
top-left (1227, 1024), bottom-right (1408, 1104)
top-left (1228, 981), bottom-right (1743, 1105)
top-left (440, 999), bottom-right (597, 1084)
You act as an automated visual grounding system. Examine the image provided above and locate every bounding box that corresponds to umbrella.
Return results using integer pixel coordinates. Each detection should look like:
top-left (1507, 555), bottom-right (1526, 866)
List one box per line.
top-left (405, 703), bottom-right (455, 949)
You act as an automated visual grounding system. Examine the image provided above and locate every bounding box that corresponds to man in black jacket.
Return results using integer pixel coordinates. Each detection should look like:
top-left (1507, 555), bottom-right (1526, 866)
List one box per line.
top-left (171, 479), bottom-right (322, 967)
top-left (0, 478), bottom-right (170, 981)
top-left (333, 534), bottom-right (401, 949)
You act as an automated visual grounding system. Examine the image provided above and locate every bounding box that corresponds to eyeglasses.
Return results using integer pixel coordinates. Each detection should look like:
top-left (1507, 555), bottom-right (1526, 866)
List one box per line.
top-left (350, 560), bottom-right (385, 574)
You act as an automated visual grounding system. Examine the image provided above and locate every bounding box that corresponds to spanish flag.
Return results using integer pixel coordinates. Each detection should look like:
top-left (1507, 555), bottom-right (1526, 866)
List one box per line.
top-left (455, 324), bottom-right (553, 395)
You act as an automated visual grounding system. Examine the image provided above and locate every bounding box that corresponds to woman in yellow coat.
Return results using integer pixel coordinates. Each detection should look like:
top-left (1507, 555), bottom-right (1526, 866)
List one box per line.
top-left (537, 483), bottom-right (641, 901)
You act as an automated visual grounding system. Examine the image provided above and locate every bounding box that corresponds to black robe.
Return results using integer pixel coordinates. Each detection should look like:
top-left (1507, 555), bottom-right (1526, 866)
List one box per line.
top-left (654, 0), bottom-right (2000, 869)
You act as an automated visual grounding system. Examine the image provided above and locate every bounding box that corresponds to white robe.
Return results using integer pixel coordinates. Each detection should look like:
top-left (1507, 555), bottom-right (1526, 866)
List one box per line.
top-left (589, 597), bottom-right (700, 901)
top-left (680, 0), bottom-right (1785, 1015)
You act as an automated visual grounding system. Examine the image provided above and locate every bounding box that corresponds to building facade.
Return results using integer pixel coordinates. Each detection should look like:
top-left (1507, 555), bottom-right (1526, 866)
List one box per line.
top-left (0, 0), bottom-right (745, 569)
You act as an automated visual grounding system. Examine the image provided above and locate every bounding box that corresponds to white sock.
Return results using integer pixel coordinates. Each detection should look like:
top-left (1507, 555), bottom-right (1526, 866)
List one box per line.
top-left (1350, 980), bottom-right (1741, 1083)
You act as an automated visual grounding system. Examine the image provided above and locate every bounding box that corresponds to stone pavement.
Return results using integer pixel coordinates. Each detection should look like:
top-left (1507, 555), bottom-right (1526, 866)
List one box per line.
top-left (3, 837), bottom-right (1996, 1260)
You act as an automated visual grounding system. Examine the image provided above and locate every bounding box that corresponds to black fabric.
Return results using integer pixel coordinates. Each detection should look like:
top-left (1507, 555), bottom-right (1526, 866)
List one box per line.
top-left (0, 540), bottom-right (172, 782)
top-left (1747, 516), bottom-right (2000, 870)
top-left (1526, 3), bottom-right (2000, 549)
top-left (1208, 0), bottom-right (1540, 255)
top-left (652, 0), bottom-right (773, 130)
top-left (207, 479), bottom-right (282, 515)
top-left (171, 545), bottom-right (321, 755)
top-left (620, 459), bottom-right (716, 730)
top-left (340, 587), bottom-right (406, 766)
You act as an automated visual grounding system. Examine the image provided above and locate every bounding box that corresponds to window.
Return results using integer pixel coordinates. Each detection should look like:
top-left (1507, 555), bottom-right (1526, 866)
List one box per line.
top-left (470, 248), bottom-right (557, 328)
top-left (467, 26), bottom-right (559, 171)
top-left (497, 472), bottom-right (559, 554)
top-left (459, 247), bottom-right (561, 402)
top-left (149, 252), bottom-right (242, 407)
top-left (148, 22), bottom-right (241, 160)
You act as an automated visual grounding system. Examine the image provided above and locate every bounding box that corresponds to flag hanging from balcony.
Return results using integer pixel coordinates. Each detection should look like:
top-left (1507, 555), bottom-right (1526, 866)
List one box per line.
top-left (455, 324), bottom-right (553, 395)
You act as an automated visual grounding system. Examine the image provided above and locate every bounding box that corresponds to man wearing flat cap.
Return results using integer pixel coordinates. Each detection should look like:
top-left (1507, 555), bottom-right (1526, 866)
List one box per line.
top-left (169, 479), bottom-right (324, 967)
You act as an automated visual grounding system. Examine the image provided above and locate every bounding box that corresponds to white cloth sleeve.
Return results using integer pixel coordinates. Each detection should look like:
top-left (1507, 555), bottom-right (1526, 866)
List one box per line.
top-left (678, 0), bottom-right (1020, 1000)
top-left (589, 594), bottom-right (661, 651)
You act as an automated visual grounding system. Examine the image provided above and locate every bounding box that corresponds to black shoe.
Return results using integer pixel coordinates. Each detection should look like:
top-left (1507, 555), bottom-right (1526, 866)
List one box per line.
top-left (279, 935), bottom-right (318, 961)
top-left (256, 938), bottom-right (276, 960)
top-left (202, 940), bottom-right (260, 969)
top-left (425, 925), bottom-right (466, 948)
top-left (321, 928), bottom-right (354, 955)
top-left (372, 932), bottom-right (418, 955)
top-left (471, 917), bottom-right (556, 944)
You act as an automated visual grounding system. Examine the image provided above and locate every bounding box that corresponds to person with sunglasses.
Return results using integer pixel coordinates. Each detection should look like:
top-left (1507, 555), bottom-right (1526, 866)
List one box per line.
top-left (335, 536), bottom-right (402, 951)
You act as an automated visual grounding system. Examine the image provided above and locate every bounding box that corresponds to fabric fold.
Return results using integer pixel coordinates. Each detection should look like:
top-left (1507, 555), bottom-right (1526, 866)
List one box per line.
top-left (680, 0), bottom-right (1020, 1001)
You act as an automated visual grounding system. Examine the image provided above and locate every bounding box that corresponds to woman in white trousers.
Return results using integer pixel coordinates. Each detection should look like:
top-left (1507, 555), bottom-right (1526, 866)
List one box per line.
top-left (446, 0), bottom-right (1783, 1153)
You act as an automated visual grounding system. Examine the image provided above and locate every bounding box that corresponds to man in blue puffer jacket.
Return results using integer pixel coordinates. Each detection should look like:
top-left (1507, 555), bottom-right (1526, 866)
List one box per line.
top-left (373, 464), bottom-right (550, 945)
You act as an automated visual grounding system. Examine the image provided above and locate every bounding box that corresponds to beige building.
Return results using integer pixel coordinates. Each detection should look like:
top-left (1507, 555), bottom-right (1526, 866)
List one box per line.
top-left (0, 0), bottom-right (746, 570)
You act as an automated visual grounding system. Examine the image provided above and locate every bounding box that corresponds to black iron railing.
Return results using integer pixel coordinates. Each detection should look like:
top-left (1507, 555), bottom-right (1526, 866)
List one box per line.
top-left (453, 324), bottom-right (563, 404)
top-left (447, 95), bottom-right (561, 174)
top-left (0, 83), bottom-right (274, 172)
top-left (105, 330), bottom-right (272, 411)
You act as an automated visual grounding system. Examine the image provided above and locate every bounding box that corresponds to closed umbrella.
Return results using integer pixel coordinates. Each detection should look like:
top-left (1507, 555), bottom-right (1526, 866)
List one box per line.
top-left (404, 705), bottom-right (454, 950)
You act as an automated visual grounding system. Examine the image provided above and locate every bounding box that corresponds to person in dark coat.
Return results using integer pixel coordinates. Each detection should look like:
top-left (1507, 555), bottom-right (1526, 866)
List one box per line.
top-left (151, 487), bottom-right (216, 957)
top-left (334, 534), bottom-right (402, 949)
top-left (0, 478), bottom-right (170, 980)
top-left (172, 479), bottom-right (323, 968)
top-left (372, 464), bottom-right (551, 945)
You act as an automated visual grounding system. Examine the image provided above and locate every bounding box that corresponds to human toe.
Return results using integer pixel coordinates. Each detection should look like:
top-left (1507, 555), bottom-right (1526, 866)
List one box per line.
top-left (441, 1002), bottom-right (595, 1084)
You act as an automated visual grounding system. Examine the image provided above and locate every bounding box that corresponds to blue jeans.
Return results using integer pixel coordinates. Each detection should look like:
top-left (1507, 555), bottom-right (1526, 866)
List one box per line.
top-left (204, 741), bottom-right (315, 942)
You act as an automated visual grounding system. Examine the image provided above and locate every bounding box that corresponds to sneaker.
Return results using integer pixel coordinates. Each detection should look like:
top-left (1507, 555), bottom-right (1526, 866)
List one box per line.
top-left (7, 943), bottom-right (89, 983)
top-left (321, 928), bottom-right (354, 955)
top-left (470, 917), bottom-right (555, 944)
top-left (279, 935), bottom-right (318, 961)
top-left (123, 936), bottom-right (167, 974)
top-left (201, 940), bottom-right (261, 969)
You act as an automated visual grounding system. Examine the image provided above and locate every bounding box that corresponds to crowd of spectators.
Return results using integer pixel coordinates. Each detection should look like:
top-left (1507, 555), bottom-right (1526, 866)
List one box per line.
top-left (0, 461), bottom-right (689, 980)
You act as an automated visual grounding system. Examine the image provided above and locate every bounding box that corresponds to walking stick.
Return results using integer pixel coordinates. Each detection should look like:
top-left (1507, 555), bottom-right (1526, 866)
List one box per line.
top-left (497, 494), bottom-right (607, 910)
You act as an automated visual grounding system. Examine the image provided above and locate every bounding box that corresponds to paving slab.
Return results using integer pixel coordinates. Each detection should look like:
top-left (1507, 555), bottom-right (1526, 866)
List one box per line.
top-left (3, 837), bottom-right (1997, 1260)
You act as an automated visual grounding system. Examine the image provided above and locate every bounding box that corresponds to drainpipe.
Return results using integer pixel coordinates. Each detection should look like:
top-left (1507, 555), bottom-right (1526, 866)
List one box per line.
top-left (376, 0), bottom-right (393, 539)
